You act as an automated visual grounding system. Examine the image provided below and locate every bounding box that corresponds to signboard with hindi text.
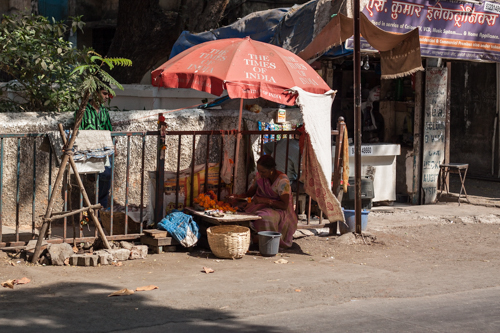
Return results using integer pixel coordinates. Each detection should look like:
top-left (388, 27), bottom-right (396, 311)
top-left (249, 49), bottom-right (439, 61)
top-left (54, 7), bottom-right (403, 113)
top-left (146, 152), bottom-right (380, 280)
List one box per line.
top-left (347, 0), bottom-right (500, 62)
top-left (422, 67), bottom-right (447, 204)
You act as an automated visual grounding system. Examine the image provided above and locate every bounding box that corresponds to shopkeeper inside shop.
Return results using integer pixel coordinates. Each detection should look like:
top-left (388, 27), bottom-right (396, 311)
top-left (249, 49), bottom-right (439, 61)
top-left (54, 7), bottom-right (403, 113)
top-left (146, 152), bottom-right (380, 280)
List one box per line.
top-left (230, 155), bottom-right (298, 248)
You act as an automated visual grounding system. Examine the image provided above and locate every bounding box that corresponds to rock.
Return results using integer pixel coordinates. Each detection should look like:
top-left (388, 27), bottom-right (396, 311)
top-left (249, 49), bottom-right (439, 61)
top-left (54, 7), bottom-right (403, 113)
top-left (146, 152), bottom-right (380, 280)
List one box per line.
top-left (48, 243), bottom-right (75, 266)
top-left (477, 214), bottom-right (500, 224)
top-left (69, 254), bottom-right (99, 267)
top-left (361, 231), bottom-right (376, 242)
top-left (94, 250), bottom-right (114, 265)
top-left (108, 249), bottom-right (131, 261)
top-left (335, 232), bottom-right (356, 245)
top-left (82, 242), bottom-right (93, 250)
top-left (129, 245), bottom-right (148, 260)
top-left (25, 239), bottom-right (48, 252)
top-left (69, 255), bottom-right (79, 266)
top-left (25, 248), bottom-right (48, 262)
top-left (293, 229), bottom-right (315, 239)
top-left (40, 255), bottom-right (51, 266)
top-left (120, 241), bottom-right (134, 250)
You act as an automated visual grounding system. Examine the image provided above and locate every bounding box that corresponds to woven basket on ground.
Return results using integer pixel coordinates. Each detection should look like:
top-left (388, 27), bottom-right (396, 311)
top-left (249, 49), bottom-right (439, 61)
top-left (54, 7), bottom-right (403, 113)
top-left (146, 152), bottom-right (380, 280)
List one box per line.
top-left (207, 225), bottom-right (250, 259)
top-left (100, 210), bottom-right (141, 235)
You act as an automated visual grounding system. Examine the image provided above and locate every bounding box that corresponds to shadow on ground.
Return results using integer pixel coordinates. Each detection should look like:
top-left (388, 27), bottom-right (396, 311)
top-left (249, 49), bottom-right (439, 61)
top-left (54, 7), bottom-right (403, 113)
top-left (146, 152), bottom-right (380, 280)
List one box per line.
top-left (186, 241), bottom-right (310, 259)
top-left (0, 282), bottom-right (280, 333)
top-left (435, 174), bottom-right (500, 206)
top-left (448, 174), bottom-right (500, 199)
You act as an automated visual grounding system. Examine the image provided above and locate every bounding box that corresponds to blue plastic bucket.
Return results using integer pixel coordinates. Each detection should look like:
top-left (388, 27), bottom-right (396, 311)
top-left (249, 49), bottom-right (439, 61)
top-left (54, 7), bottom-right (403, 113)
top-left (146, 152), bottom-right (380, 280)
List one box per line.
top-left (340, 209), bottom-right (369, 234)
top-left (258, 231), bottom-right (281, 257)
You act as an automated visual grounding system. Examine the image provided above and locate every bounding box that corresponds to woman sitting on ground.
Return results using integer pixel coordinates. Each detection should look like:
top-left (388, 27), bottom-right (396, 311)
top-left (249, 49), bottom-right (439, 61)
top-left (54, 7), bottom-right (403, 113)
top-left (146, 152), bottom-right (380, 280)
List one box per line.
top-left (232, 155), bottom-right (298, 248)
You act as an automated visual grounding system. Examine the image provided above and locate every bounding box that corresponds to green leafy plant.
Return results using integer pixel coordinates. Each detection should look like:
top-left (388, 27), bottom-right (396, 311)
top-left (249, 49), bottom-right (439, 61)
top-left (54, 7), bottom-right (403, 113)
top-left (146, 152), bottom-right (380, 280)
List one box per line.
top-left (71, 51), bottom-right (132, 128)
top-left (71, 51), bottom-right (132, 100)
top-left (0, 14), bottom-right (87, 112)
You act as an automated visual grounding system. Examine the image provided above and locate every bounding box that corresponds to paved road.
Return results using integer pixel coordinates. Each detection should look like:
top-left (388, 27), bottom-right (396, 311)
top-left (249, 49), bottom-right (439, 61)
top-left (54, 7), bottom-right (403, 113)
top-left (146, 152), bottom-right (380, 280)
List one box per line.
top-left (2, 284), bottom-right (498, 333)
top-left (2, 201), bottom-right (499, 333)
top-left (118, 287), bottom-right (500, 333)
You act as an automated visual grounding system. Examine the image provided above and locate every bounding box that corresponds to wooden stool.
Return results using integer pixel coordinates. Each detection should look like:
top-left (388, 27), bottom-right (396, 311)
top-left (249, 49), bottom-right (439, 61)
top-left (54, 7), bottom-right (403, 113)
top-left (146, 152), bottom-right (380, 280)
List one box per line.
top-left (439, 163), bottom-right (470, 205)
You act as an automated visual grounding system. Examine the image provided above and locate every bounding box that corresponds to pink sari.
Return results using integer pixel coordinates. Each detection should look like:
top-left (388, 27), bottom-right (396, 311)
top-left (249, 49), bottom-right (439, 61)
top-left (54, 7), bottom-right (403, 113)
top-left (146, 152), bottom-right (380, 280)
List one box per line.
top-left (245, 172), bottom-right (298, 248)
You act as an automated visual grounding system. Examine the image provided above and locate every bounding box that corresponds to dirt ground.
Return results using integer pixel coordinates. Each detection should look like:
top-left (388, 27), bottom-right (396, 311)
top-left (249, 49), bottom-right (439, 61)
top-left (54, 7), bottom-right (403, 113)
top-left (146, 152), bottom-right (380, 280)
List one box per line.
top-left (0, 176), bottom-right (499, 332)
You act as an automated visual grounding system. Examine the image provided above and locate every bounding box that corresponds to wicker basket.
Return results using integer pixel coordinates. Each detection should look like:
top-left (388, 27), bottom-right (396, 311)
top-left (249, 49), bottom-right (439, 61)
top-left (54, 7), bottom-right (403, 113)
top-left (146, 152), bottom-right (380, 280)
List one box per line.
top-left (207, 225), bottom-right (250, 259)
top-left (100, 210), bottom-right (142, 235)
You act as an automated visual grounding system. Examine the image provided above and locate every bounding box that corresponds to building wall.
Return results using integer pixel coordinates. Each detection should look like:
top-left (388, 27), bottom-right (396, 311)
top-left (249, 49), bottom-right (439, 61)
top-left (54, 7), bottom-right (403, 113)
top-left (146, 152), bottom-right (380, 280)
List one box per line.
top-left (0, 0), bottom-right (31, 15)
top-left (450, 61), bottom-right (497, 177)
top-left (74, 0), bottom-right (118, 23)
top-left (109, 85), bottom-right (218, 111)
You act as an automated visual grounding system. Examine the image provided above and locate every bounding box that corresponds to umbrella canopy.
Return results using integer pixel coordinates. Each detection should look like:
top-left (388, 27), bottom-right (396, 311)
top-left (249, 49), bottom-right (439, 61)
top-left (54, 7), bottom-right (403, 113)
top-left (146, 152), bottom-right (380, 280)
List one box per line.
top-left (151, 37), bottom-right (330, 106)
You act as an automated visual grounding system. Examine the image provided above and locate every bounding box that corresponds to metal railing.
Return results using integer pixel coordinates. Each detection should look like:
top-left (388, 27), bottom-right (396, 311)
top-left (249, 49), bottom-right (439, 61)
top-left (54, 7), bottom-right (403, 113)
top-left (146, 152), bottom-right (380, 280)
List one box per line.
top-left (0, 116), bottom-right (344, 249)
top-left (0, 131), bottom-right (158, 248)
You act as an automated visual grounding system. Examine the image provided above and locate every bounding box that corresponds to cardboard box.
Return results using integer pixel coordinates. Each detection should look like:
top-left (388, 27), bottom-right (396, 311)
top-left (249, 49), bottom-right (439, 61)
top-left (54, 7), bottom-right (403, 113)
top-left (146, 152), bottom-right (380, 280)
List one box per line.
top-left (276, 109), bottom-right (286, 123)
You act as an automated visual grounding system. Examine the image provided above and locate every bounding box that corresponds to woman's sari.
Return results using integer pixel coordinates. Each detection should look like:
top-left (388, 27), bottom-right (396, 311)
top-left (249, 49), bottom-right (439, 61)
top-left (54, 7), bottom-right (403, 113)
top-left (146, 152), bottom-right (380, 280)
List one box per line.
top-left (244, 172), bottom-right (298, 248)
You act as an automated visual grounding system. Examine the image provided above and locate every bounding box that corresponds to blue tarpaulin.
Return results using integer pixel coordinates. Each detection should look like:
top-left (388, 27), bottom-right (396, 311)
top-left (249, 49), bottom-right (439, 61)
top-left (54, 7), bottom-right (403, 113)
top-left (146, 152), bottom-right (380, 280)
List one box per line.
top-left (158, 210), bottom-right (200, 247)
top-left (169, 0), bottom-right (351, 60)
top-left (170, 7), bottom-right (289, 59)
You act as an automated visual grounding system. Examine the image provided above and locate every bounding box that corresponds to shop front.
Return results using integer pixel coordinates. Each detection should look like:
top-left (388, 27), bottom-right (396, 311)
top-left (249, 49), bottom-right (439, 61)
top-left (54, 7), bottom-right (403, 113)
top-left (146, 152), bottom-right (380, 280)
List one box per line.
top-left (320, 0), bottom-right (500, 205)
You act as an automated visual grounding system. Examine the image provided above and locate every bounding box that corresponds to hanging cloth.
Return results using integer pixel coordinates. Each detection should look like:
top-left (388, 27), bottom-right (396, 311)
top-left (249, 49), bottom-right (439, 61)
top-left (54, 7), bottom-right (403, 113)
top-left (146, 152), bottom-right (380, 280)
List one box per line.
top-left (298, 13), bottom-right (424, 79)
top-left (342, 126), bottom-right (350, 193)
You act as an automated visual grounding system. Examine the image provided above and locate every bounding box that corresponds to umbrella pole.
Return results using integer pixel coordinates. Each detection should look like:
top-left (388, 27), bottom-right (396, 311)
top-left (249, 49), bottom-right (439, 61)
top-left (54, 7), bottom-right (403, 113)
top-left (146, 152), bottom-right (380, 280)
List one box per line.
top-left (233, 98), bottom-right (244, 194)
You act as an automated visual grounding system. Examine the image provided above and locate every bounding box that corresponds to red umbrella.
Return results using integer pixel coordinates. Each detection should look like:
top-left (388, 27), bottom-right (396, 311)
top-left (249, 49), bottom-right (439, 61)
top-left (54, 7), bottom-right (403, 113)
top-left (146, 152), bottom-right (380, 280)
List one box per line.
top-left (151, 37), bottom-right (331, 190)
top-left (151, 37), bottom-right (330, 105)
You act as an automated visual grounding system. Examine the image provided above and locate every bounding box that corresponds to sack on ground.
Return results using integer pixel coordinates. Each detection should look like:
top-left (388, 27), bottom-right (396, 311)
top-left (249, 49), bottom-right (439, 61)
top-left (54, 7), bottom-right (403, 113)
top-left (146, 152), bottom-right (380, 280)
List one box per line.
top-left (157, 210), bottom-right (200, 247)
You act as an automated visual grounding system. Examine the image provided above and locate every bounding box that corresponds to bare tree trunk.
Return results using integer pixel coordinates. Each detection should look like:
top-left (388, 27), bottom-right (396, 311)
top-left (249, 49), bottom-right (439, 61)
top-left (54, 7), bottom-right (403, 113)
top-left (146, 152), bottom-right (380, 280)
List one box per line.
top-left (107, 0), bottom-right (230, 84)
top-left (182, 0), bottom-right (230, 32)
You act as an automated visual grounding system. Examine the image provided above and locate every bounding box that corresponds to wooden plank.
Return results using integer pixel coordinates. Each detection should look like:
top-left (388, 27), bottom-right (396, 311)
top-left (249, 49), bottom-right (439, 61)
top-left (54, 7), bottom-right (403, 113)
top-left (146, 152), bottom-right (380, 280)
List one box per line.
top-left (143, 229), bottom-right (168, 238)
top-left (162, 245), bottom-right (178, 252)
top-left (0, 234), bottom-right (142, 249)
top-left (184, 207), bottom-right (261, 224)
top-left (4, 241), bottom-right (24, 247)
top-left (140, 235), bottom-right (179, 246)
top-left (153, 245), bottom-right (178, 254)
top-left (297, 223), bottom-right (329, 230)
top-left (46, 204), bottom-right (101, 221)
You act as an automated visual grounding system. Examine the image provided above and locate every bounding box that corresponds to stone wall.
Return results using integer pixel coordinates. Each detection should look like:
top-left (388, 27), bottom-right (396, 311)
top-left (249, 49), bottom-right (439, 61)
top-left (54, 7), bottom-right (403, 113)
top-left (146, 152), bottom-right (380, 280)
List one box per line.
top-left (0, 107), bottom-right (302, 228)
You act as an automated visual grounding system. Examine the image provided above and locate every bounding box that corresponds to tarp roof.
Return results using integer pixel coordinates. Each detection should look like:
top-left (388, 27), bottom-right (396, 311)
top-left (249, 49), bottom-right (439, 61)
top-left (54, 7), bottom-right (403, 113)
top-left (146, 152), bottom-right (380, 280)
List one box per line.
top-left (169, 0), bottom-right (352, 60)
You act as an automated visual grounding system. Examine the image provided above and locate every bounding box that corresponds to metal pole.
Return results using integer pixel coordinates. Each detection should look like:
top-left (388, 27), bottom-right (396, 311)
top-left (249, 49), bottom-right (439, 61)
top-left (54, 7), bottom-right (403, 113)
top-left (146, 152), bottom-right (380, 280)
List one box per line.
top-left (233, 99), bottom-right (244, 192)
top-left (354, 0), bottom-right (362, 234)
top-left (15, 138), bottom-right (20, 242)
top-left (139, 134), bottom-right (146, 233)
top-left (0, 138), bottom-right (3, 244)
top-left (445, 62), bottom-right (451, 188)
top-left (497, 64), bottom-right (500, 178)
top-left (155, 113), bottom-right (166, 223)
top-left (412, 71), bottom-right (424, 205)
top-left (124, 135), bottom-right (131, 234)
